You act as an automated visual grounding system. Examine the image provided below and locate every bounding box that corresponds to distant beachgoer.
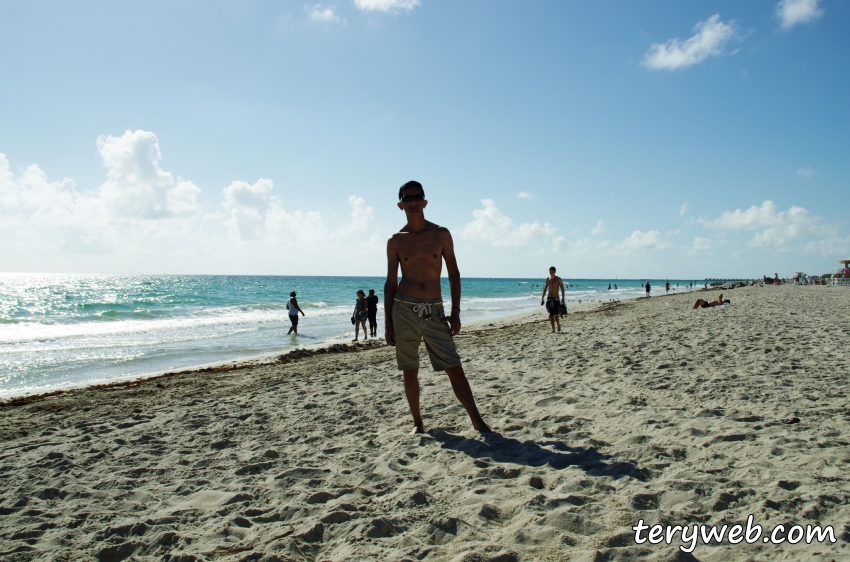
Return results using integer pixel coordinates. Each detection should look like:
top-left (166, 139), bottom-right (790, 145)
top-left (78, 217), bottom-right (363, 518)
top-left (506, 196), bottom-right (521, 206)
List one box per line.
top-left (366, 289), bottom-right (379, 337)
top-left (692, 293), bottom-right (731, 309)
top-left (541, 266), bottom-right (565, 333)
top-left (613, 283), bottom-right (617, 290)
top-left (608, 283), bottom-right (611, 290)
top-left (384, 180), bottom-right (493, 434)
top-left (665, 281), bottom-right (670, 294)
top-left (645, 282), bottom-right (651, 296)
top-left (353, 290), bottom-right (369, 341)
top-left (287, 291), bottom-right (305, 335)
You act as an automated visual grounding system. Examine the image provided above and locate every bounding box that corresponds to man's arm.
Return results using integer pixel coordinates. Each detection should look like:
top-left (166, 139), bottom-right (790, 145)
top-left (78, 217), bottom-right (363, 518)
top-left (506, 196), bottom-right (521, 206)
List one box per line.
top-left (559, 278), bottom-right (565, 302)
top-left (441, 229), bottom-right (462, 336)
top-left (384, 236), bottom-right (400, 345)
top-left (541, 279), bottom-right (550, 304)
top-left (294, 298), bottom-right (305, 316)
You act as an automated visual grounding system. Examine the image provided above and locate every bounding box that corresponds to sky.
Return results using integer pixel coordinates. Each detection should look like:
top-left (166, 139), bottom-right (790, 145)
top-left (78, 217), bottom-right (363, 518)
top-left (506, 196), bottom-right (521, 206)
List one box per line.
top-left (1, 0), bottom-right (848, 279)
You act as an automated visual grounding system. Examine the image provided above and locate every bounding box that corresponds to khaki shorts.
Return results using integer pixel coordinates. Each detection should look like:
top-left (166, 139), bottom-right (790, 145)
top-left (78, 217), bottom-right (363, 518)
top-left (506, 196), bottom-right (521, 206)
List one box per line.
top-left (392, 295), bottom-right (462, 371)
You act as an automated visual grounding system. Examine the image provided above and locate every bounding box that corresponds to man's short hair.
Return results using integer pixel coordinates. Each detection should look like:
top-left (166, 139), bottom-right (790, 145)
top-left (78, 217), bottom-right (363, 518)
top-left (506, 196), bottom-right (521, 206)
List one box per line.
top-left (368, 289), bottom-right (375, 295)
top-left (549, 266), bottom-right (556, 272)
top-left (398, 181), bottom-right (424, 201)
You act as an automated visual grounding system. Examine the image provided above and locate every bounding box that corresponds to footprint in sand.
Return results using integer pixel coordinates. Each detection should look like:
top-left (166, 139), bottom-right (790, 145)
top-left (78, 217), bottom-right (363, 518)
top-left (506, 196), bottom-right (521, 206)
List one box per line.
top-left (535, 397), bottom-right (562, 407)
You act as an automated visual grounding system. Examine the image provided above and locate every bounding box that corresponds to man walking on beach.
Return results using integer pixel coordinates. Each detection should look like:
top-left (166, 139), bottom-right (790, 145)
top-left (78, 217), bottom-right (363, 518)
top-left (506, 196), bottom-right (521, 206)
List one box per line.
top-left (366, 289), bottom-right (379, 338)
top-left (287, 292), bottom-right (305, 335)
top-left (645, 282), bottom-right (651, 297)
top-left (541, 267), bottom-right (565, 333)
top-left (384, 181), bottom-right (494, 434)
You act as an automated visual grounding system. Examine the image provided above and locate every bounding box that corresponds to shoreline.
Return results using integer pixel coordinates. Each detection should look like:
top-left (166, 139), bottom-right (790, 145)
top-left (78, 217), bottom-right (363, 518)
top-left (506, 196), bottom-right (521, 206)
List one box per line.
top-left (1, 297), bottom-right (628, 404)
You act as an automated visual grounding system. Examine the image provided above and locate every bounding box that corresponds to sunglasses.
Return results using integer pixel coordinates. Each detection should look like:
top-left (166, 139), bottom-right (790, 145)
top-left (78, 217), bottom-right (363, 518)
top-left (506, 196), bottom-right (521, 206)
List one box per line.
top-left (400, 193), bottom-right (425, 202)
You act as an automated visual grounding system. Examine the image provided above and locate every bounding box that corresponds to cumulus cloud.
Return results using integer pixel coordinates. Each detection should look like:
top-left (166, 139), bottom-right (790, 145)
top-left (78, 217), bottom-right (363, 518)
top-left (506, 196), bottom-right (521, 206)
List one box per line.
top-left (97, 130), bottom-right (200, 219)
top-left (353, 0), bottom-right (419, 12)
top-left (643, 14), bottom-right (738, 70)
top-left (305, 3), bottom-right (344, 23)
top-left (700, 200), bottom-right (821, 247)
top-left (691, 236), bottom-right (712, 253)
top-left (223, 179), bottom-right (374, 248)
top-left (461, 199), bottom-right (556, 247)
top-left (797, 167), bottom-right (819, 178)
top-left (516, 191), bottom-right (534, 199)
top-left (776, 0), bottom-right (823, 29)
top-left (680, 202), bottom-right (690, 216)
top-left (619, 230), bottom-right (669, 250)
top-left (591, 220), bottom-right (605, 235)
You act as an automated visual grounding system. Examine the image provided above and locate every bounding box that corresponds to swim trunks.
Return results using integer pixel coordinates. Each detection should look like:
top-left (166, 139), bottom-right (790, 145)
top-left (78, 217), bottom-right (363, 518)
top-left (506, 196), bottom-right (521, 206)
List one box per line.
top-left (545, 297), bottom-right (560, 316)
top-left (391, 294), bottom-right (461, 371)
top-left (289, 314), bottom-right (299, 326)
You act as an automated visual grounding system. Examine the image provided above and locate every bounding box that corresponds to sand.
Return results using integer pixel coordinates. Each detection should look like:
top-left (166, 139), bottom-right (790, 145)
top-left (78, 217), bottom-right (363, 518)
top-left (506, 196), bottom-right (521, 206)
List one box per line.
top-left (1, 285), bottom-right (849, 561)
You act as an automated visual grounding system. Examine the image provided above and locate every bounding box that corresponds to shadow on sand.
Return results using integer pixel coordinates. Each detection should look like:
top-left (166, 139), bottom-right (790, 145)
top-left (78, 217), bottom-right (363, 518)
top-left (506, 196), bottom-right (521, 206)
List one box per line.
top-left (429, 429), bottom-right (646, 480)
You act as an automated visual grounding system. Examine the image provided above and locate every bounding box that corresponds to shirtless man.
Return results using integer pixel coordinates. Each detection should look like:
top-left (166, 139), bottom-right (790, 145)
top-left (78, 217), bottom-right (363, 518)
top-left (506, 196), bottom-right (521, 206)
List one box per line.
top-left (384, 181), bottom-right (494, 435)
top-left (541, 267), bottom-right (565, 333)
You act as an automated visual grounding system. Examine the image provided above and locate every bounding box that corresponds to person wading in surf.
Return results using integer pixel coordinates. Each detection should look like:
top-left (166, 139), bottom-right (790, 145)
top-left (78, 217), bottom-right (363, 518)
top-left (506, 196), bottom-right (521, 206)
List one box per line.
top-left (384, 181), bottom-right (494, 435)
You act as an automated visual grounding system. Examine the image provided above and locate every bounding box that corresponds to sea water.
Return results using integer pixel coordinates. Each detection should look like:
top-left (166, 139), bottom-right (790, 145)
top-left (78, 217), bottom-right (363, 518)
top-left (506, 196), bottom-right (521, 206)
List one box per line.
top-left (0, 274), bottom-right (701, 397)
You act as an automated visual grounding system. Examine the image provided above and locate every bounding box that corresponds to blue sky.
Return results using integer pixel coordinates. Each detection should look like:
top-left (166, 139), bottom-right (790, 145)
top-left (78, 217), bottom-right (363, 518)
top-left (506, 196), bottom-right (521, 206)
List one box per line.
top-left (1, 0), bottom-right (847, 278)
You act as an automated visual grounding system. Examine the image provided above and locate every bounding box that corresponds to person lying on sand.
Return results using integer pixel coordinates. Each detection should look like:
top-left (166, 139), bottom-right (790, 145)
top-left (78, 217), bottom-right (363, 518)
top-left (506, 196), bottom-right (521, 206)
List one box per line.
top-left (384, 181), bottom-right (495, 435)
top-left (692, 293), bottom-right (731, 309)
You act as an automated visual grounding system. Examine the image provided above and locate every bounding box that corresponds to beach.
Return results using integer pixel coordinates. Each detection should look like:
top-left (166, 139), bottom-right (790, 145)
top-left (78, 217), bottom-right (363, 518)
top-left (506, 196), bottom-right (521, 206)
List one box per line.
top-left (1, 284), bottom-right (848, 561)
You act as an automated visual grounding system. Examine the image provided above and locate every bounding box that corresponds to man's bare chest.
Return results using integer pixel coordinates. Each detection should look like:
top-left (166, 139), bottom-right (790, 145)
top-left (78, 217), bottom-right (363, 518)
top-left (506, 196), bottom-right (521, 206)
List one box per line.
top-left (397, 233), bottom-right (443, 264)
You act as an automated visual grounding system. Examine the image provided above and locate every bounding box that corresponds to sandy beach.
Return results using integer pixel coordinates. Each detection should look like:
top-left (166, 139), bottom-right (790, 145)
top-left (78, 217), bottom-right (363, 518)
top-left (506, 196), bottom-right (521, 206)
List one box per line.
top-left (1, 285), bottom-right (849, 561)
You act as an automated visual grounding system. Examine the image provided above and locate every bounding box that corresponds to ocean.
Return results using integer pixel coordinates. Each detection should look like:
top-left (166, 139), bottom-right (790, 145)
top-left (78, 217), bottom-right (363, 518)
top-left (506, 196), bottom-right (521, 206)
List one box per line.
top-left (0, 274), bottom-right (702, 398)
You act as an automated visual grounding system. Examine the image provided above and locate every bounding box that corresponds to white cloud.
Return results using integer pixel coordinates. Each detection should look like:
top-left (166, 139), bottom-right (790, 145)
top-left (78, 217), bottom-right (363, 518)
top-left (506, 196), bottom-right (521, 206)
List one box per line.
top-left (353, 0), bottom-right (419, 12)
top-left (797, 167), bottom-right (819, 178)
top-left (643, 14), bottom-right (738, 71)
top-left (96, 130), bottom-right (200, 219)
top-left (461, 199), bottom-right (556, 247)
top-left (700, 200), bottom-right (820, 247)
top-left (691, 236), bottom-right (713, 253)
top-left (618, 230), bottom-right (669, 250)
top-left (680, 202), bottom-right (690, 216)
top-left (591, 220), bottom-right (605, 235)
top-left (305, 3), bottom-right (344, 23)
top-left (516, 191), bottom-right (534, 199)
top-left (223, 179), bottom-right (375, 248)
top-left (776, 0), bottom-right (823, 29)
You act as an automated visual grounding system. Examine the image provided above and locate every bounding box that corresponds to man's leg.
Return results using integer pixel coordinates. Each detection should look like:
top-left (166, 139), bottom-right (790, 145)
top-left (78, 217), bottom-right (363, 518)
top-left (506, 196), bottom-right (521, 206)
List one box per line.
top-left (549, 314), bottom-right (555, 332)
top-left (555, 314), bottom-right (560, 332)
top-left (444, 366), bottom-right (493, 432)
top-left (403, 369), bottom-right (424, 434)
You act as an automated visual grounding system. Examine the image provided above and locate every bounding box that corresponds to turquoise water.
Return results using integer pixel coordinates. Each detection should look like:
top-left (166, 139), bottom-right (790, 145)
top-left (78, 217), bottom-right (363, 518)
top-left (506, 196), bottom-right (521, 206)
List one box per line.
top-left (0, 274), bottom-right (701, 397)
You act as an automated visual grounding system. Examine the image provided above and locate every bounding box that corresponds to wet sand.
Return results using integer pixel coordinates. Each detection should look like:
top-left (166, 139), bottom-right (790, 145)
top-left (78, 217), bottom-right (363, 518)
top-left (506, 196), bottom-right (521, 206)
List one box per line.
top-left (1, 285), bottom-right (848, 561)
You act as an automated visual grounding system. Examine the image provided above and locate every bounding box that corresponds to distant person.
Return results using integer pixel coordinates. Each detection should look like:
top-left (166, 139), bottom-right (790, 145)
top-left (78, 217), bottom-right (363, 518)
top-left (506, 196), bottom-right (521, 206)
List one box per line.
top-left (384, 181), bottom-right (493, 434)
top-left (608, 283), bottom-right (611, 290)
top-left (665, 281), bottom-right (670, 294)
top-left (692, 294), bottom-right (731, 309)
top-left (541, 266), bottom-right (565, 333)
top-left (613, 283), bottom-right (617, 290)
top-left (366, 289), bottom-right (379, 337)
top-left (645, 282), bottom-right (651, 297)
top-left (287, 291), bottom-right (305, 335)
top-left (352, 290), bottom-right (369, 341)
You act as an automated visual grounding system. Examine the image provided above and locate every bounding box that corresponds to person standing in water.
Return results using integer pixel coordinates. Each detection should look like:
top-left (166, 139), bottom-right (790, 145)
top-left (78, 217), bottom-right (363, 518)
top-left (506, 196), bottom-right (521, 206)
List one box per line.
top-left (366, 289), bottom-right (379, 338)
top-left (541, 266), bottom-right (565, 333)
top-left (353, 290), bottom-right (369, 341)
top-left (287, 291), bottom-right (305, 335)
top-left (384, 181), bottom-right (494, 434)
top-left (645, 282), bottom-right (651, 297)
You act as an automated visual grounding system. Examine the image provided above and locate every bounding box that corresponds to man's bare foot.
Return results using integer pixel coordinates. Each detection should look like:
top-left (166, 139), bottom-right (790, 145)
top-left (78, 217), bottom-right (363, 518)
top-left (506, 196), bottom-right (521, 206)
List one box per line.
top-left (475, 423), bottom-right (498, 434)
top-left (409, 423), bottom-right (425, 435)
top-left (352, 339), bottom-right (358, 342)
